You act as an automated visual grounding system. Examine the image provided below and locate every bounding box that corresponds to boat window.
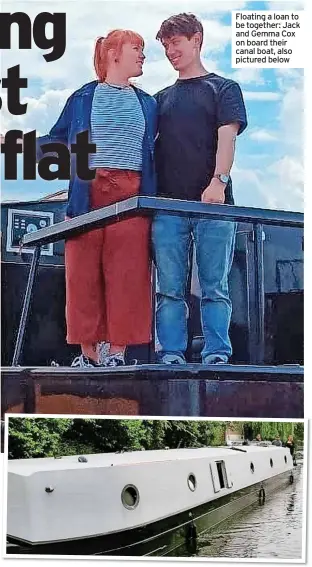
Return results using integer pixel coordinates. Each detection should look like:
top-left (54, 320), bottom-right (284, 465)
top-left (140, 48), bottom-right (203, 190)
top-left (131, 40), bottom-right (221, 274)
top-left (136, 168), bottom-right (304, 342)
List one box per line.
top-left (284, 455), bottom-right (287, 464)
top-left (270, 458), bottom-right (273, 467)
top-left (187, 473), bottom-right (197, 491)
top-left (121, 485), bottom-right (140, 510)
top-left (250, 462), bottom-right (255, 473)
top-left (216, 461), bottom-right (225, 489)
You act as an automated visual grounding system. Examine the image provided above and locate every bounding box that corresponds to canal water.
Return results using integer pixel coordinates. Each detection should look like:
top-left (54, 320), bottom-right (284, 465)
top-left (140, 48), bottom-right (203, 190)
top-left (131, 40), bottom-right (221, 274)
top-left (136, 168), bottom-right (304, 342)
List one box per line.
top-left (175, 462), bottom-right (304, 560)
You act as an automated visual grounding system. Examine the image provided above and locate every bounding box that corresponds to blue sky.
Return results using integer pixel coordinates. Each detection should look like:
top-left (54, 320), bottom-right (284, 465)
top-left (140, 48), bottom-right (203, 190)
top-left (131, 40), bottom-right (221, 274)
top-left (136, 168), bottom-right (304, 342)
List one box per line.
top-left (1, 0), bottom-right (304, 211)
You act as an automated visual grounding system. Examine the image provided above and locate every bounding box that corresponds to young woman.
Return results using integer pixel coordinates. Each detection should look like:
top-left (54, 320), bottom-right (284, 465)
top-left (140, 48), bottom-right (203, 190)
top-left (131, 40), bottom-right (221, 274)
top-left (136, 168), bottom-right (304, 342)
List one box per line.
top-left (36, 30), bottom-right (157, 367)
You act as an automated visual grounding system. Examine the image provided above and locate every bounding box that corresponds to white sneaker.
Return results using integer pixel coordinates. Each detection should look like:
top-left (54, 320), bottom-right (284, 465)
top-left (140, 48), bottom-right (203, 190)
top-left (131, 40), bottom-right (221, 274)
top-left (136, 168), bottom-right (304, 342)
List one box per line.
top-left (71, 354), bottom-right (99, 368)
top-left (98, 342), bottom-right (111, 366)
top-left (160, 354), bottom-right (186, 365)
top-left (202, 355), bottom-right (228, 364)
top-left (105, 353), bottom-right (125, 367)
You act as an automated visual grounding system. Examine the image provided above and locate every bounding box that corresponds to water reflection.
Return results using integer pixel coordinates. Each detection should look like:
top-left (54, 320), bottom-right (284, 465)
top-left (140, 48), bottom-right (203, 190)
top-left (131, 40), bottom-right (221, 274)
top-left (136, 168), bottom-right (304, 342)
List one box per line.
top-left (176, 463), bottom-right (303, 560)
top-left (287, 492), bottom-right (295, 514)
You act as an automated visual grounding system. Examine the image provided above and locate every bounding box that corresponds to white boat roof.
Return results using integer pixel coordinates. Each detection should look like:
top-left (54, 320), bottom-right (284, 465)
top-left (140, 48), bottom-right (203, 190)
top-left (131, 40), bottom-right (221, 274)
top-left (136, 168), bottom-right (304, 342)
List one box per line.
top-left (8, 446), bottom-right (284, 475)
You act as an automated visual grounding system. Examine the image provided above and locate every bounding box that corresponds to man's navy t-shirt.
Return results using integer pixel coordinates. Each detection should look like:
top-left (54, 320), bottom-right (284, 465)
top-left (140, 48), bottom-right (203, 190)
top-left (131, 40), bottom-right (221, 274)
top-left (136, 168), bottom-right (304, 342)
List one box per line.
top-left (154, 73), bottom-right (247, 204)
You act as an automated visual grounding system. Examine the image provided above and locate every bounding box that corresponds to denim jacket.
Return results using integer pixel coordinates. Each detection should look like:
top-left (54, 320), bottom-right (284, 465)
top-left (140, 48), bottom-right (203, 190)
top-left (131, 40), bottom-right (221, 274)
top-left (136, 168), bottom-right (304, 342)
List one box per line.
top-left (36, 81), bottom-right (157, 217)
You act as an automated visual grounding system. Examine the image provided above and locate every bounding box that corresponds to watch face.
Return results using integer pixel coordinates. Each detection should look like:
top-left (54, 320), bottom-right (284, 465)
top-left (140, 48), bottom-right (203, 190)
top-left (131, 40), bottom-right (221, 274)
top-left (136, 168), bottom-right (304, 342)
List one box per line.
top-left (219, 174), bottom-right (229, 184)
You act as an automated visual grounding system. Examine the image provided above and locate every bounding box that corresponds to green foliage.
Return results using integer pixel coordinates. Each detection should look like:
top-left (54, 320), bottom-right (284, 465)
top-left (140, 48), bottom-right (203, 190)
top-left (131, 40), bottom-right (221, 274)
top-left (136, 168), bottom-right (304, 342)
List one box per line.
top-left (60, 419), bottom-right (149, 454)
top-left (244, 421), bottom-right (303, 443)
top-left (8, 418), bottom-right (226, 458)
top-left (294, 422), bottom-right (304, 442)
top-left (8, 418), bottom-right (73, 459)
top-left (141, 420), bottom-right (168, 449)
top-left (7, 418), bottom-right (303, 459)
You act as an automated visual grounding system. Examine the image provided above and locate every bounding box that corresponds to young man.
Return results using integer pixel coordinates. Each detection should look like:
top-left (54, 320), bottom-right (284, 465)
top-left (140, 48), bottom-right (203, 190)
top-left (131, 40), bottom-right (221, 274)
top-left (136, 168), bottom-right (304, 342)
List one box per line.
top-left (153, 13), bottom-right (247, 365)
top-left (272, 434), bottom-right (283, 447)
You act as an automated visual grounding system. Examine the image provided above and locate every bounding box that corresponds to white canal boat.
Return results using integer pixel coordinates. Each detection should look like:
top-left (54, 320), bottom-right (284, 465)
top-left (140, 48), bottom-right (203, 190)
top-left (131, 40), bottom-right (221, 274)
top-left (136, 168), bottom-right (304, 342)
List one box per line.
top-left (7, 445), bottom-right (295, 556)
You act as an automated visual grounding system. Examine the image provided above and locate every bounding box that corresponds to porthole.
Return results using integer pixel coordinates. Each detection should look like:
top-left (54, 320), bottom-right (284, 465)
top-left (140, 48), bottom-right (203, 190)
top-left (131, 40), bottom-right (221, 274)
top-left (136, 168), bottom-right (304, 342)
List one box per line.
top-left (187, 473), bottom-right (197, 492)
top-left (121, 485), bottom-right (139, 510)
top-left (250, 462), bottom-right (255, 473)
top-left (270, 458), bottom-right (273, 468)
top-left (284, 455), bottom-right (287, 464)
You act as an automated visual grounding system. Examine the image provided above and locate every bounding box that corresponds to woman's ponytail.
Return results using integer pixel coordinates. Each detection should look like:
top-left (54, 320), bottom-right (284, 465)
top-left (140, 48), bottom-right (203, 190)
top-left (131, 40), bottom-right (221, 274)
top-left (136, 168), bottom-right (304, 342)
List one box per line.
top-left (94, 36), bottom-right (107, 82)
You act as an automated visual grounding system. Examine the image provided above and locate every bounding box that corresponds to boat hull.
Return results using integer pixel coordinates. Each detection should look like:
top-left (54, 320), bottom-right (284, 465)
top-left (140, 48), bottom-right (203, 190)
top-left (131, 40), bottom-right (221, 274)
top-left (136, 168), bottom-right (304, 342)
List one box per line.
top-left (7, 468), bottom-right (294, 557)
top-left (1, 364), bottom-right (303, 419)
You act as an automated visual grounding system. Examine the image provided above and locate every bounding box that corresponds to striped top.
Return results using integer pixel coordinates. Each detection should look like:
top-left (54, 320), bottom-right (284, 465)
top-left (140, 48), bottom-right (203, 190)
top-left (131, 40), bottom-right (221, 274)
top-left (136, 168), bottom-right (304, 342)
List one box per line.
top-left (89, 82), bottom-right (145, 170)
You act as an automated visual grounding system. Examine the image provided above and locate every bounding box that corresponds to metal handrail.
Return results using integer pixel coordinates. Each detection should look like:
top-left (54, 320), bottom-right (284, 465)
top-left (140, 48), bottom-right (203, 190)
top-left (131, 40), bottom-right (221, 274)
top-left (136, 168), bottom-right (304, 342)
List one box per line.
top-left (22, 196), bottom-right (303, 248)
top-left (12, 197), bottom-right (303, 367)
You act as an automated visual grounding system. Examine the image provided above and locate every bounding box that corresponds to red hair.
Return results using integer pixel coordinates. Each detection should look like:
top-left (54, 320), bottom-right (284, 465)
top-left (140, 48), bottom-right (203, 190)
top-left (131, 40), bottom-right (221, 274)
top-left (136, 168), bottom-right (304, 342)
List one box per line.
top-left (94, 30), bottom-right (144, 82)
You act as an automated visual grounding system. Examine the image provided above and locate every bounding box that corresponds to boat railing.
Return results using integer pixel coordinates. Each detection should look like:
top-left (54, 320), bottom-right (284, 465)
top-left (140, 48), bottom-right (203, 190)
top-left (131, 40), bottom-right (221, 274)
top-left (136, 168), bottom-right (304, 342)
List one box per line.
top-left (12, 196), bottom-right (303, 367)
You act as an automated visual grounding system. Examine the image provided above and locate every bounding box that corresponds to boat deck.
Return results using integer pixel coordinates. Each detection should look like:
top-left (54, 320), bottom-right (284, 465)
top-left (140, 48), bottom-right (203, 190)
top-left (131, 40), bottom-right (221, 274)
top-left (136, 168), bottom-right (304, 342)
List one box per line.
top-left (1, 198), bottom-right (303, 419)
top-left (2, 363), bottom-right (303, 418)
top-left (9, 445), bottom-right (281, 472)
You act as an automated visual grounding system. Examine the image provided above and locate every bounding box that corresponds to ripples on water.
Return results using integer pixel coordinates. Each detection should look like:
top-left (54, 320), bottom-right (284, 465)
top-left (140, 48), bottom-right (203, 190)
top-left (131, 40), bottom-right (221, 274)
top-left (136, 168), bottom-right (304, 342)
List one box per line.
top-left (177, 463), bottom-right (303, 560)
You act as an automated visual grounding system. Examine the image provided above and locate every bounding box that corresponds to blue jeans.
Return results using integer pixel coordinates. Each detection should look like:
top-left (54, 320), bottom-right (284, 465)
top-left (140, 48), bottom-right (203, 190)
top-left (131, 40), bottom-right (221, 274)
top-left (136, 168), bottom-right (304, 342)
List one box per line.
top-left (152, 213), bottom-right (236, 362)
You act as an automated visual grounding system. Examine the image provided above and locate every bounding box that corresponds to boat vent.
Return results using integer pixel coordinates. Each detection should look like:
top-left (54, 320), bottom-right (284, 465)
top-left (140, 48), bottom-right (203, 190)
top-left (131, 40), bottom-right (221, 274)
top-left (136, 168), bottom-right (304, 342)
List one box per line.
top-left (78, 456), bottom-right (88, 463)
top-left (284, 455), bottom-right (287, 464)
top-left (270, 458), bottom-right (274, 467)
top-left (250, 462), bottom-right (255, 473)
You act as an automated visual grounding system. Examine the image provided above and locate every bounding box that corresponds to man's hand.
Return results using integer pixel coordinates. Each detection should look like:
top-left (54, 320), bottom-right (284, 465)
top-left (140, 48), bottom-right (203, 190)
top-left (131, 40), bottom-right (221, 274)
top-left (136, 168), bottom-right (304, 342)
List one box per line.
top-left (201, 178), bottom-right (226, 204)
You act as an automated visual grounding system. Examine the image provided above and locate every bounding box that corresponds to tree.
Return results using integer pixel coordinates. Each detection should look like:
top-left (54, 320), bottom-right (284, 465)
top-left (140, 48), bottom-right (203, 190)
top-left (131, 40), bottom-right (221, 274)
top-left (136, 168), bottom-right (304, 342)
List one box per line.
top-left (8, 418), bottom-right (73, 459)
top-left (243, 422), bottom-right (302, 443)
top-left (61, 419), bottom-right (148, 453)
top-left (8, 419), bottom-right (303, 459)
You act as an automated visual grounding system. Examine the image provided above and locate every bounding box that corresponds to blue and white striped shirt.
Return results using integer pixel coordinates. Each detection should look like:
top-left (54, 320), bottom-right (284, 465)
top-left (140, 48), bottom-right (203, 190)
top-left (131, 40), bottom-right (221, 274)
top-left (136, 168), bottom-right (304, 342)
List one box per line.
top-left (90, 82), bottom-right (145, 170)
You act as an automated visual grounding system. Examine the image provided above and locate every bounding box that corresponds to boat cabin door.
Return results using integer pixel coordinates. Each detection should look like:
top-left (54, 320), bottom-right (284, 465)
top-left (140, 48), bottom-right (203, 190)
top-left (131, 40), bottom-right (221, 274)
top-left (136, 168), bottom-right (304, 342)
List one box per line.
top-left (210, 460), bottom-right (233, 493)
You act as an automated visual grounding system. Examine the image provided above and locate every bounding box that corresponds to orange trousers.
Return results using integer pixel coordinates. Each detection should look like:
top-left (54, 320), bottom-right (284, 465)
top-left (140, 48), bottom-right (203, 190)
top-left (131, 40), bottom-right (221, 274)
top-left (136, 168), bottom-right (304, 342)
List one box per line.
top-left (65, 169), bottom-right (152, 345)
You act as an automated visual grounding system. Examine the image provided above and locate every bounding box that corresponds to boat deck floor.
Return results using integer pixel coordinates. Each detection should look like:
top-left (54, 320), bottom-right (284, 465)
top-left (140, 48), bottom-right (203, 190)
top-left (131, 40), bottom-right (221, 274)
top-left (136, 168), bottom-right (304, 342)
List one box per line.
top-left (1, 363), bottom-right (303, 418)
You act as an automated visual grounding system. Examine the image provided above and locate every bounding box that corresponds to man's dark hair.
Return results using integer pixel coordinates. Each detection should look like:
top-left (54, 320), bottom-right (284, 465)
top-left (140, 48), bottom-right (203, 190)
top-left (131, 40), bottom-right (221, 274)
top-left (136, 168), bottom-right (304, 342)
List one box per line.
top-left (156, 13), bottom-right (204, 47)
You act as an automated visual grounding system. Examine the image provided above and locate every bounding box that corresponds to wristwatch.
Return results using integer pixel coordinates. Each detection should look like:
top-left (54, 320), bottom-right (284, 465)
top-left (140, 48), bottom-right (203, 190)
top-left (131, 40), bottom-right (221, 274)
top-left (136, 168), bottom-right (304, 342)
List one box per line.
top-left (213, 174), bottom-right (230, 184)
